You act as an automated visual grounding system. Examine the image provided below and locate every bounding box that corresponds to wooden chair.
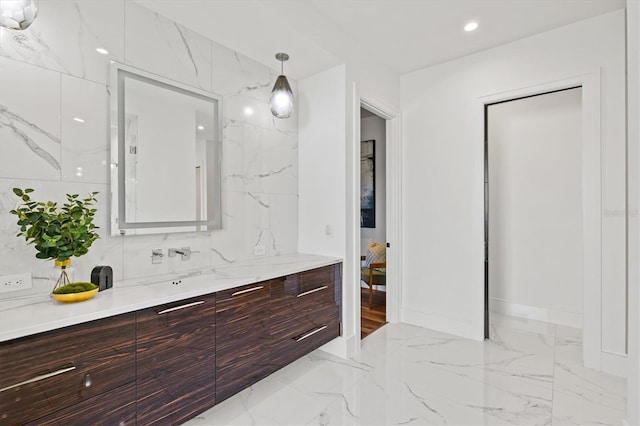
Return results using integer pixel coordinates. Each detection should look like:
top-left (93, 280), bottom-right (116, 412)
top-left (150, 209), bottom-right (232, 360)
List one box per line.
top-left (361, 255), bottom-right (386, 308)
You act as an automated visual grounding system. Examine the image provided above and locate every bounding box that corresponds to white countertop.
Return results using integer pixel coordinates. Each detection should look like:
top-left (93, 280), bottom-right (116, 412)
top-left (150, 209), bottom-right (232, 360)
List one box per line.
top-left (0, 253), bottom-right (341, 342)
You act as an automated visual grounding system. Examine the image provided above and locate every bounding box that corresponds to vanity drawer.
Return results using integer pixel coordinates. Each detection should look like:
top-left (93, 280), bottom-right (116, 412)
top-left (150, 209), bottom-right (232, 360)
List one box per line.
top-left (272, 318), bottom-right (341, 371)
top-left (271, 303), bottom-right (339, 340)
top-left (136, 294), bottom-right (216, 426)
top-left (215, 282), bottom-right (270, 309)
top-left (26, 384), bottom-right (136, 426)
top-left (0, 313), bottom-right (135, 426)
top-left (270, 303), bottom-right (340, 371)
top-left (299, 265), bottom-right (335, 293)
top-left (271, 274), bottom-right (335, 312)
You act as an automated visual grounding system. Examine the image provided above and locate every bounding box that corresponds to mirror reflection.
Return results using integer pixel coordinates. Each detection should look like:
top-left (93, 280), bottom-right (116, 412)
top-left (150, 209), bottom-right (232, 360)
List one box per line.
top-left (111, 63), bottom-right (222, 235)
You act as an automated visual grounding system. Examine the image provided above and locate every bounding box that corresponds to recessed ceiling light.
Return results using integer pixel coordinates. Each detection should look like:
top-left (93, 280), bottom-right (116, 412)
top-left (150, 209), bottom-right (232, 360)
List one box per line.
top-left (464, 22), bottom-right (479, 32)
top-left (73, 117), bottom-right (85, 123)
top-left (96, 47), bottom-right (109, 55)
top-left (197, 125), bottom-right (204, 130)
top-left (243, 106), bottom-right (255, 116)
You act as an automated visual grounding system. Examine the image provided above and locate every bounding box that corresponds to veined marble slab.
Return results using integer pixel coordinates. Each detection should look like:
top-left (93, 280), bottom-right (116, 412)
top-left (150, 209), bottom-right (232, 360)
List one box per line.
top-left (0, 253), bottom-right (340, 343)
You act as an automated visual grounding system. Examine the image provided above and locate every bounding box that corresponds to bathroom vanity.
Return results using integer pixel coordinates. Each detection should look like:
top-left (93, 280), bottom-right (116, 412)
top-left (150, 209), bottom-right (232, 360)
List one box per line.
top-left (0, 254), bottom-right (342, 425)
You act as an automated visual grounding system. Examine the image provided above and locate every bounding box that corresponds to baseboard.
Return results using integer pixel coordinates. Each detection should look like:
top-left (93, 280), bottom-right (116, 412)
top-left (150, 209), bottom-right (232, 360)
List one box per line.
top-left (489, 298), bottom-right (582, 328)
top-left (401, 307), bottom-right (482, 341)
top-left (319, 334), bottom-right (357, 359)
top-left (601, 350), bottom-right (627, 378)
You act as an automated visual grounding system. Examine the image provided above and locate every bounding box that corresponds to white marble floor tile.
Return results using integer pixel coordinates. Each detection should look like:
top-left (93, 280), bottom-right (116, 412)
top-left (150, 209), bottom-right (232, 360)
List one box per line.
top-left (490, 312), bottom-right (557, 339)
top-left (183, 319), bottom-right (626, 426)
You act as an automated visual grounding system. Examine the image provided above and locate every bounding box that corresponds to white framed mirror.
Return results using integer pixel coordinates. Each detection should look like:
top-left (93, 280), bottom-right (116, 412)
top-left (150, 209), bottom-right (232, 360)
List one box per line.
top-left (110, 62), bottom-right (222, 235)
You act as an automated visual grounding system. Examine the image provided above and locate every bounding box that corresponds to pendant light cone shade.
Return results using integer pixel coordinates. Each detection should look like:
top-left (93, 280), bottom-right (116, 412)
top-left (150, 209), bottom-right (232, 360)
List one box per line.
top-left (270, 53), bottom-right (294, 119)
top-left (0, 0), bottom-right (38, 30)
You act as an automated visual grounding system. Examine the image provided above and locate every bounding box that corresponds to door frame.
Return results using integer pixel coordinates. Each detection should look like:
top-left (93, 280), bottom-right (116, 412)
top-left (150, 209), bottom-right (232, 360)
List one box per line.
top-left (479, 72), bottom-right (602, 370)
top-left (352, 84), bottom-right (403, 345)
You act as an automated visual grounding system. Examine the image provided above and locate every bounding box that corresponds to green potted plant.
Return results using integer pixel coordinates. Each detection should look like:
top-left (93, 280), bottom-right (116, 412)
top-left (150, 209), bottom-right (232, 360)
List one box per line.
top-left (9, 188), bottom-right (100, 293)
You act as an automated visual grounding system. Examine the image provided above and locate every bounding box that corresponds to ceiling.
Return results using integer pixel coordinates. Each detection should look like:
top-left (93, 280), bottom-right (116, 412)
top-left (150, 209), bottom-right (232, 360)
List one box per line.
top-left (136, 0), bottom-right (625, 79)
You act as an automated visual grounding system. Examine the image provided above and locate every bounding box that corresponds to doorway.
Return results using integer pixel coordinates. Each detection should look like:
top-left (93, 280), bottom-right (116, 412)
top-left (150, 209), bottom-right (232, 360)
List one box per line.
top-left (360, 106), bottom-right (388, 338)
top-left (485, 87), bottom-right (583, 339)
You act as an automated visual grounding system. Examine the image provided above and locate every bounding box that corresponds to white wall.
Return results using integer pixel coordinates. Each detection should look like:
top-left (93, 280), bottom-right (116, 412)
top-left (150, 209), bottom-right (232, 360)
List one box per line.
top-left (299, 65), bottom-right (346, 258)
top-left (360, 113), bottom-right (387, 253)
top-left (488, 89), bottom-right (583, 327)
top-left (299, 65), bottom-right (355, 355)
top-left (0, 0), bottom-right (299, 289)
top-left (400, 10), bottom-right (626, 369)
top-left (627, 0), bottom-right (640, 422)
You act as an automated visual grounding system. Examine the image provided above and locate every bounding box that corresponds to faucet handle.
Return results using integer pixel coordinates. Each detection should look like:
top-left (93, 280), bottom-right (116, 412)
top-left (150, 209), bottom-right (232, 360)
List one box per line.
top-left (151, 249), bottom-right (164, 264)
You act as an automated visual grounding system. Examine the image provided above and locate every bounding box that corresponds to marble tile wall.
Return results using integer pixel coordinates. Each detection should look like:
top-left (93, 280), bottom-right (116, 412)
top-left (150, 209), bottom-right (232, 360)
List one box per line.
top-left (0, 0), bottom-right (298, 289)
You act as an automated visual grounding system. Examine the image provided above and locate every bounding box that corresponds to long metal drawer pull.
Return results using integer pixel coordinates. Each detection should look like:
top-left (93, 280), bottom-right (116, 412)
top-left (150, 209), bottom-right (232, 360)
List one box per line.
top-left (295, 325), bottom-right (328, 342)
top-left (0, 366), bottom-right (76, 393)
top-left (158, 300), bottom-right (204, 315)
top-left (296, 286), bottom-right (328, 298)
top-left (231, 286), bottom-right (264, 297)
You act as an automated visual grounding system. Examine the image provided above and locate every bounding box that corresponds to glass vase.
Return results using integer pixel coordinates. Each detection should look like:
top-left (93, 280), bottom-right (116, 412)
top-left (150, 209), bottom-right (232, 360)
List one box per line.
top-left (50, 259), bottom-right (75, 291)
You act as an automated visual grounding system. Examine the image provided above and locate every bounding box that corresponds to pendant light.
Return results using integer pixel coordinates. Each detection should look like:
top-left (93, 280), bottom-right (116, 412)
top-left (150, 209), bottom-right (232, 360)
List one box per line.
top-left (0, 0), bottom-right (38, 30)
top-left (269, 53), bottom-right (294, 119)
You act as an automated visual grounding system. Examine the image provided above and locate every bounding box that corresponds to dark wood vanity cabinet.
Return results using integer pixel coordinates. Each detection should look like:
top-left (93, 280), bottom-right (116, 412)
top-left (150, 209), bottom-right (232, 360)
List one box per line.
top-left (215, 282), bottom-right (271, 402)
top-left (136, 294), bottom-right (217, 425)
top-left (0, 263), bottom-right (342, 426)
top-left (270, 265), bottom-right (341, 372)
top-left (214, 265), bottom-right (341, 403)
top-left (0, 313), bottom-right (136, 426)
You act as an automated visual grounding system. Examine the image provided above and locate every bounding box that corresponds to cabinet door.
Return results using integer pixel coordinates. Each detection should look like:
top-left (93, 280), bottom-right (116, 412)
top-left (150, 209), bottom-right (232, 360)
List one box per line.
top-left (136, 294), bottom-right (216, 426)
top-left (0, 313), bottom-right (135, 426)
top-left (215, 282), bottom-right (271, 402)
top-left (26, 384), bottom-right (136, 426)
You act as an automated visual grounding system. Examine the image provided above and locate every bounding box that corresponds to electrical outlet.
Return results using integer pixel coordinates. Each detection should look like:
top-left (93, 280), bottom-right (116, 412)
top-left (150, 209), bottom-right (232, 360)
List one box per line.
top-left (254, 245), bottom-right (266, 256)
top-left (0, 273), bottom-right (33, 293)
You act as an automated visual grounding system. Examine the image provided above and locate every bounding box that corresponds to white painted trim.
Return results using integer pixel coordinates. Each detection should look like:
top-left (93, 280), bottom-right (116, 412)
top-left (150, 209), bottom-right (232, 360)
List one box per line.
top-left (601, 350), bottom-right (628, 378)
top-left (360, 95), bottom-right (403, 327)
top-left (319, 335), bottom-right (355, 359)
top-left (478, 71), bottom-right (603, 371)
top-left (385, 114), bottom-right (403, 324)
top-left (489, 298), bottom-right (582, 328)
top-left (349, 82), bottom-right (362, 357)
top-left (362, 98), bottom-right (395, 120)
top-left (626, 1), bottom-right (640, 422)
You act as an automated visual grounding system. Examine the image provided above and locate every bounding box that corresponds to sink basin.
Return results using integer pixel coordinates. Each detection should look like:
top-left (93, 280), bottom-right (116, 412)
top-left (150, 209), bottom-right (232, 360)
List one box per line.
top-left (137, 268), bottom-right (215, 286)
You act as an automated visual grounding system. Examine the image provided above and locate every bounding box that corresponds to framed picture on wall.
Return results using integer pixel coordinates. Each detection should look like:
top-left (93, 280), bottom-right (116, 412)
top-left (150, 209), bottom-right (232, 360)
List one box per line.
top-left (361, 139), bottom-right (375, 228)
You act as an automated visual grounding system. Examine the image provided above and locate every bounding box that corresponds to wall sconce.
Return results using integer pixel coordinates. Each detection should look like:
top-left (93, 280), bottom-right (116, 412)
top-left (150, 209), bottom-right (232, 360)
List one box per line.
top-left (269, 53), bottom-right (294, 119)
top-left (0, 0), bottom-right (38, 30)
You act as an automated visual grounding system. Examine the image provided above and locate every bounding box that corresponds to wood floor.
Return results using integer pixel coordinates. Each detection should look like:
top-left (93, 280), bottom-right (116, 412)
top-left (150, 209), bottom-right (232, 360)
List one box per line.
top-left (361, 287), bottom-right (386, 338)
